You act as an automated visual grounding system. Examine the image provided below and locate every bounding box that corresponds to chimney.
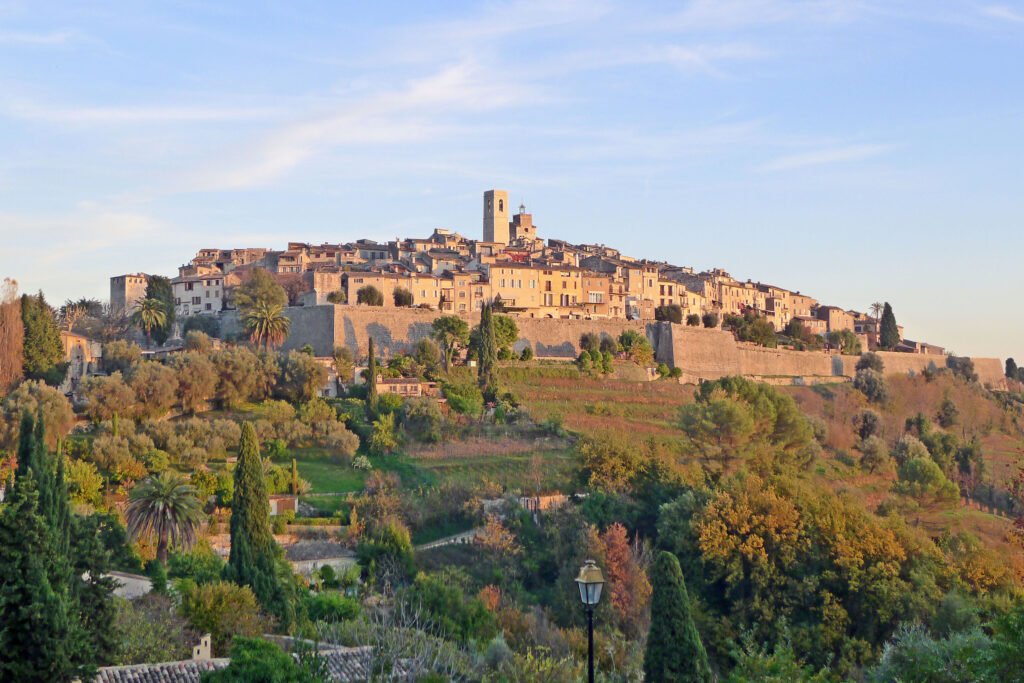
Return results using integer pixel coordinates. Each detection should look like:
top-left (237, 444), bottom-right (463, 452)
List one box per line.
top-left (193, 633), bottom-right (212, 661)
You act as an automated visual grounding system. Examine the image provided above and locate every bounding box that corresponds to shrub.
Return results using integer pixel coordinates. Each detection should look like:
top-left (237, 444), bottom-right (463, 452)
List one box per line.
top-left (178, 581), bottom-right (270, 656)
top-left (519, 346), bottom-right (534, 361)
top-left (443, 380), bottom-right (483, 416)
top-left (304, 591), bottom-right (359, 622)
top-left (856, 352), bottom-right (884, 373)
top-left (854, 368), bottom-right (888, 403)
top-left (895, 457), bottom-right (959, 501)
top-left (655, 304), bottom-right (683, 324)
top-left (686, 314), bottom-right (701, 327)
top-left (103, 340), bottom-right (142, 374)
top-left (393, 287), bottom-right (414, 307)
top-left (356, 285), bottom-right (384, 306)
top-left (404, 397), bottom-right (445, 443)
top-left (701, 312), bottom-right (719, 328)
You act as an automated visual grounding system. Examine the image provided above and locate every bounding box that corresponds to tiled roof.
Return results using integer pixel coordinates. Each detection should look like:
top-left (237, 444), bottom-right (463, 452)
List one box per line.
top-left (92, 658), bottom-right (230, 683)
top-left (92, 647), bottom-right (379, 683)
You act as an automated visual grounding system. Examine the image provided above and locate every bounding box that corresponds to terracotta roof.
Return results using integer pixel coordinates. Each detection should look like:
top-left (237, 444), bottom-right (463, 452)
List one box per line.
top-left (92, 658), bottom-right (230, 683)
top-left (92, 647), bottom-right (378, 682)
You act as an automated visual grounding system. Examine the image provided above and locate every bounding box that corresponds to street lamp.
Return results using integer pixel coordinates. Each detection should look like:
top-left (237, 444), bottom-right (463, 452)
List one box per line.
top-left (575, 559), bottom-right (605, 683)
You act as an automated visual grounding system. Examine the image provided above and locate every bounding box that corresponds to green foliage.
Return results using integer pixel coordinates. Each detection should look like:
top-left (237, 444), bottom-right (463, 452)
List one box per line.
top-left (370, 412), bottom-right (399, 455)
top-left (858, 436), bottom-right (890, 473)
top-left (432, 315), bottom-right (470, 370)
top-left (406, 571), bottom-right (498, 644)
top-left (225, 423), bottom-right (298, 631)
top-left (726, 311), bottom-right (778, 348)
top-left (113, 593), bottom-right (194, 665)
top-left (702, 312), bottom-right (719, 328)
top-left (946, 356), bottom-right (978, 383)
top-left (128, 360), bottom-right (178, 419)
top-left (644, 551), bottom-right (712, 682)
top-left (179, 581), bottom-right (270, 656)
top-left (854, 408), bottom-right (882, 440)
top-left (726, 634), bottom-right (831, 683)
top-left (655, 304), bottom-right (683, 324)
top-left (81, 372), bottom-right (135, 422)
top-left (856, 352), bottom-right (885, 373)
top-left (20, 292), bottom-right (66, 383)
top-left (103, 339), bottom-right (142, 373)
top-left (393, 287), bottom-right (414, 307)
top-left (443, 379), bottom-right (483, 416)
top-left (618, 329), bottom-right (654, 365)
top-left (169, 539), bottom-right (227, 585)
top-left (183, 314), bottom-right (221, 338)
top-left (144, 276), bottom-right (176, 345)
top-left (168, 351), bottom-right (218, 414)
top-left (356, 285), bottom-right (384, 306)
top-left (126, 472), bottom-right (203, 564)
top-left (185, 329), bottom-right (213, 352)
top-left (367, 337), bottom-right (379, 415)
top-left (686, 313), bottom-right (702, 326)
top-left (404, 397), bottom-right (445, 443)
top-left (937, 398), bottom-right (959, 429)
top-left (201, 637), bottom-right (327, 682)
top-left (276, 350), bottom-right (327, 404)
top-left (65, 456), bottom-right (104, 506)
top-left (304, 591), bottom-right (360, 622)
top-left (1006, 357), bottom-right (1018, 380)
top-left (357, 518), bottom-right (416, 586)
top-left (894, 457), bottom-right (959, 502)
top-left (826, 329), bottom-right (862, 355)
top-left (869, 624), bottom-right (991, 683)
top-left (477, 303), bottom-right (499, 397)
top-left (879, 302), bottom-right (899, 350)
top-left (332, 346), bottom-right (355, 383)
top-left (234, 268), bottom-right (287, 312)
top-left (854, 368), bottom-right (888, 403)
top-left (680, 377), bottom-right (816, 470)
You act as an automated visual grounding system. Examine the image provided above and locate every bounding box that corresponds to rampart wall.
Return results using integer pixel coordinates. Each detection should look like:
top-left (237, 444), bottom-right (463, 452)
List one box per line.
top-left (222, 305), bottom-right (1006, 389)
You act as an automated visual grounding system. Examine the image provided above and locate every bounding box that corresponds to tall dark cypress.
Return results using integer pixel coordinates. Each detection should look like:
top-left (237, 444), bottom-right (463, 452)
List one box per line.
top-left (879, 302), bottom-right (900, 350)
top-left (367, 337), bottom-right (378, 416)
top-left (643, 551), bottom-right (712, 683)
top-left (477, 303), bottom-right (498, 396)
top-left (225, 422), bottom-right (296, 630)
top-left (0, 418), bottom-right (79, 681)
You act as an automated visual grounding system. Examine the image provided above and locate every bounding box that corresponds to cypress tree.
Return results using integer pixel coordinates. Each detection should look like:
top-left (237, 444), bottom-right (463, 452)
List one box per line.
top-left (225, 422), bottom-right (296, 630)
top-left (643, 551), bottom-right (712, 683)
top-left (1007, 358), bottom-right (1018, 380)
top-left (20, 292), bottom-right (65, 384)
top-left (879, 302), bottom-right (900, 350)
top-left (367, 337), bottom-right (378, 416)
top-left (478, 303), bottom-right (498, 397)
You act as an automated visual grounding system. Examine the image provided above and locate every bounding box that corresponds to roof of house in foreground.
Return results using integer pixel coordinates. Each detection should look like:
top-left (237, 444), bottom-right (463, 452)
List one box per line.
top-left (92, 646), bottom-right (376, 683)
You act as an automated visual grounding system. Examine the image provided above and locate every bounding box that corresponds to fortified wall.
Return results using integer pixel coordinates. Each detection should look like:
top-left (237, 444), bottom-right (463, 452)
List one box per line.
top-left (222, 305), bottom-right (1007, 389)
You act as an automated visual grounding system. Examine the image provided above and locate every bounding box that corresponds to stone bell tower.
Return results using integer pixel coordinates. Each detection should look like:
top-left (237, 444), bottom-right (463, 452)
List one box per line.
top-left (483, 189), bottom-right (510, 245)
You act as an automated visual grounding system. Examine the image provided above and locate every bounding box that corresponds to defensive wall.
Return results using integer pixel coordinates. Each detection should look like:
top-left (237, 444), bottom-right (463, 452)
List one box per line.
top-left (222, 305), bottom-right (1006, 389)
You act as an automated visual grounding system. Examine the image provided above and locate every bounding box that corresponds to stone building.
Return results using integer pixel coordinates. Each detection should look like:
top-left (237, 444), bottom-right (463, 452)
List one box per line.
top-left (171, 274), bottom-right (226, 317)
top-left (109, 273), bottom-right (149, 315)
top-left (483, 189), bottom-right (510, 245)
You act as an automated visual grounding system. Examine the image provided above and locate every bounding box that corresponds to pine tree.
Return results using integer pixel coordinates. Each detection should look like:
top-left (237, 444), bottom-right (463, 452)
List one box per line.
top-left (20, 292), bottom-right (65, 384)
top-left (225, 422), bottom-right (296, 630)
top-left (367, 337), bottom-right (379, 416)
top-left (879, 302), bottom-right (900, 350)
top-left (643, 551), bottom-right (712, 683)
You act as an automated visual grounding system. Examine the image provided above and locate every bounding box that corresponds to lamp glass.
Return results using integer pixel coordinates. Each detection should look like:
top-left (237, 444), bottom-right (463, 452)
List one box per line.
top-left (575, 560), bottom-right (605, 607)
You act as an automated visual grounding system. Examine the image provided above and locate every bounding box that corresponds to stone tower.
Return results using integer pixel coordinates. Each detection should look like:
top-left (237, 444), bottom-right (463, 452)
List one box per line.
top-left (483, 189), bottom-right (510, 245)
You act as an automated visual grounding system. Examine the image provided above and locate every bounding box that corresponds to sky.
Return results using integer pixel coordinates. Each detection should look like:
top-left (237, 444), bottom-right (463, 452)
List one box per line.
top-left (0, 0), bottom-right (1021, 359)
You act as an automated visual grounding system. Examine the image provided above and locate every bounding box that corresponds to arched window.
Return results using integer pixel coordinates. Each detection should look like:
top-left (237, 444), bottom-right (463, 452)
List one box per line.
top-left (498, 199), bottom-right (504, 212)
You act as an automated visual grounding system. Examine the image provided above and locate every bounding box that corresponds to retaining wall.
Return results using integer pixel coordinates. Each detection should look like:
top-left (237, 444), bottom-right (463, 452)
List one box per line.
top-left (222, 305), bottom-right (1006, 389)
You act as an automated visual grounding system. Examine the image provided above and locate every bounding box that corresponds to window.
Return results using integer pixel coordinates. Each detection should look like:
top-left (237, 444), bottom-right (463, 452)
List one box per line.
top-left (205, 303), bottom-right (212, 311)
top-left (192, 296), bottom-right (201, 305)
top-left (498, 199), bottom-right (504, 212)
top-left (589, 292), bottom-right (604, 304)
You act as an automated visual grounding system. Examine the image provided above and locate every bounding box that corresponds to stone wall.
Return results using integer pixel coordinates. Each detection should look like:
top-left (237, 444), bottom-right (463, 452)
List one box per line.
top-left (223, 305), bottom-right (1006, 389)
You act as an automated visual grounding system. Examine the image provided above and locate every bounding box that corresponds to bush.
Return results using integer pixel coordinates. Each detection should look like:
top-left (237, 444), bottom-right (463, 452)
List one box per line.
top-left (182, 315), bottom-right (221, 338)
top-left (168, 540), bottom-right (226, 585)
top-left (304, 591), bottom-right (360, 622)
top-left (702, 312), bottom-right (719, 328)
top-left (102, 340), bottom-right (142, 374)
top-left (177, 581), bottom-right (269, 656)
top-left (356, 285), bottom-right (384, 306)
top-left (856, 352), bottom-right (884, 373)
top-left (895, 457), bottom-right (959, 501)
top-left (854, 368), bottom-right (888, 403)
top-left (443, 380), bottom-right (483, 416)
top-left (519, 346), bottom-right (534, 361)
top-left (404, 397), bottom-right (445, 443)
top-left (655, 304), bottom-right (683, 324)
top-left (393, 287), bottom-right (414, 307)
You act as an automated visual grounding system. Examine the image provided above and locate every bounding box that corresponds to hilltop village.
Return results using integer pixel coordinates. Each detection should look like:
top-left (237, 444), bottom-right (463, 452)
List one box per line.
top-left (109, 189), bottom-right (937, 356)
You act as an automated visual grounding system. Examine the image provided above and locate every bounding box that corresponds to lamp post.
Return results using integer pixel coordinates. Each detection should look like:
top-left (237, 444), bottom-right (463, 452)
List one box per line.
top-left (575, 559), bottom-right (605, 683)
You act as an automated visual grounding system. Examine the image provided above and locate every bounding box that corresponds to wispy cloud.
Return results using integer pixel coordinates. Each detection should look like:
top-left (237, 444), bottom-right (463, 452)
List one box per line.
top-left (662, 0), bottom-right (867, 31)
top-left (0, 29), bottom-right (79, 45)
top-left (1, 99), bottom-right (281, 125)
top-left (183, 60), bottom-right (545, 190)
top-left (981, 4), bottom-right (1024, 22)
top-left (759, 143), bottom-right (892, 171)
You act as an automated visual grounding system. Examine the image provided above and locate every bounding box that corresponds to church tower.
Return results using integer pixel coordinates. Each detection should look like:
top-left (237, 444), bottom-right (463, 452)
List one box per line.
top-left (483, 189), bottom-right (510, 245)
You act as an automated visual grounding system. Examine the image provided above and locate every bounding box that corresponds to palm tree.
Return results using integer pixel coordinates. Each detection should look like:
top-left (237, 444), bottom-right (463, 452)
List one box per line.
top-left (133, 297), bottom-right (167, 345)
top-left (870, 301), bottom-right (884, 323)
top-left (243, 300), bottom-right (291, 351)
top-left (125, 472), bottom-right (203, 564)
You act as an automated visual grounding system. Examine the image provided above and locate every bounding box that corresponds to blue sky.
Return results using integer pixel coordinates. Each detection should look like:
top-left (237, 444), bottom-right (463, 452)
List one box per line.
top-left (0, 1), bottom-right (1021, 359)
